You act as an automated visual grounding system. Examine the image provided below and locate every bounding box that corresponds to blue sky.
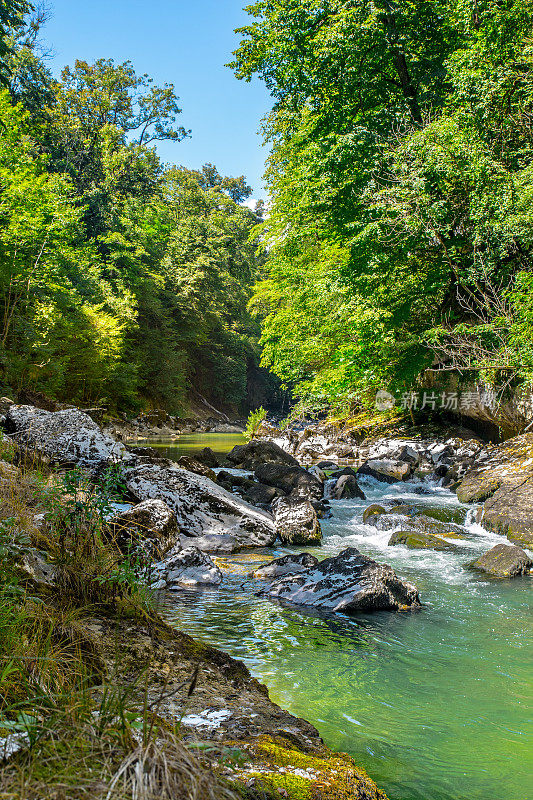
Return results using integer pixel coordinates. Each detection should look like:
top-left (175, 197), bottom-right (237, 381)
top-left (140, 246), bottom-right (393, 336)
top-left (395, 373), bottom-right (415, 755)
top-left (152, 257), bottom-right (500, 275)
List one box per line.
top-left (41, 0), bottom-right (272, 200)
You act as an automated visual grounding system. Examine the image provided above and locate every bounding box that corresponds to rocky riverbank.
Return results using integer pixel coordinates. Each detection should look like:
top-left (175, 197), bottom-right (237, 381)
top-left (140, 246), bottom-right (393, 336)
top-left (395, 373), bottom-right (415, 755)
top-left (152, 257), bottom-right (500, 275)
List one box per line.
top-left (1, 399), bottom-right (531, 798)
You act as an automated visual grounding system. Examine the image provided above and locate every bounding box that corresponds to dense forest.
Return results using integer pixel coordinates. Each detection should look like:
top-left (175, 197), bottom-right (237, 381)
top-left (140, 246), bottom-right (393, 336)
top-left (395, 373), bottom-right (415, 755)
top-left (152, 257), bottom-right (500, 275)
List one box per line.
top-left (232, 0), bottom-right (533, 416)
top-left (0, 1), bottom-right (270, 415)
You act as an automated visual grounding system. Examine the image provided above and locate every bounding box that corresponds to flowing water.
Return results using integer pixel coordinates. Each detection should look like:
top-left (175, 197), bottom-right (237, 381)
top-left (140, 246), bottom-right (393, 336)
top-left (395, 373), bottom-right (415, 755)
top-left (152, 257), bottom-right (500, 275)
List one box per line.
top-left (150, 436), bottom-right (533, 800)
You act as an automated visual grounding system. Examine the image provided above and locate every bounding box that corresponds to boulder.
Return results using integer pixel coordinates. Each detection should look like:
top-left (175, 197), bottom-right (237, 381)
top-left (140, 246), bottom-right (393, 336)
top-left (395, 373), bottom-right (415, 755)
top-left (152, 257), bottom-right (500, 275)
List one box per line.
top-left (183, 533), bottom-right (239, 554)
top-left (331, 474), bottom-right (366, 500)
top-left (262, 548), bottom-right (420, 614)
top-left (362, 504), bottom-right (386, 524)
top-left (227, 440), bottom-right (299, 470)
top-left (396, 445), bottom-right (420, 465)
top-left (156, 546), bottom-right (222, 589)
top-left (5, 405), bottom-right (128, 471)
top-left (0, 397), bottom-right (14, 416)
top-left (456, 432), bottom-right (533, 545)
top-left (388, 530), bottom-right (459, 551)
top-left (123, 460), bottom-right (276, 549)
top-left (357, 459), bottom-right (412, 483)
top-left (317, 460), bottom-right (338, 470)
top-left (175, 456), bottom-right (217, 482)
top-left (272, 496), bottom-right (322, 545)
top-left (254, 463), bottom-right (323, 502)
top-left (108, 499), bottom-right (178, 556)
top-left (470, 544), bottom-right (532, 578)
top-left (242, 482), bottom-right (282, 508)
top-left (252, 553), bottom-right (319, 579)
top-left (195, 446), bottom-right (220, 468)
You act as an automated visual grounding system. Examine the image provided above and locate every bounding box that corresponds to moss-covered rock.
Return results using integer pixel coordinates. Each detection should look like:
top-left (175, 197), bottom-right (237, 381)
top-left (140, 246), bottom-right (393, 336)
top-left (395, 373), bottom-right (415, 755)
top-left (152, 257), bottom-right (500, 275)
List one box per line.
top-left (470, 544), bottom-right (532, 578)
top-left (388, 530), bottom-right (459, 551)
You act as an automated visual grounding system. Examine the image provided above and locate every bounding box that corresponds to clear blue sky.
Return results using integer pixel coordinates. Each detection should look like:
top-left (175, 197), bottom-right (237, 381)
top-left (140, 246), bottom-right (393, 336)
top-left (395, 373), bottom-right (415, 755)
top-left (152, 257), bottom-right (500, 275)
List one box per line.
top-left (41, 0), bottom-right (272, 199)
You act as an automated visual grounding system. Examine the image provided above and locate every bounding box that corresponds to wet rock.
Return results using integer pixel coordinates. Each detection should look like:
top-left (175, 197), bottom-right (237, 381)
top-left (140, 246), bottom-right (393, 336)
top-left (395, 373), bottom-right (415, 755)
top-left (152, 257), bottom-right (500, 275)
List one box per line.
top-left (5, 405), bottom-right (129, 471)
top-left (330, 466), bottom-right (358, 479)
top-left (108, 498), bottom-right (178, 556)
top-left (317, 460), bottom-right (338, 470)
top-left (357, 458), bottom-right (412, 483)
top-left (456, 432), bottom-right (533, 545)
top-left (195, 446), bottom-right (220, 468)
top-left (227, 440), bottom-right (299, 470)
top-left (242, 482), bottom-right (282, 508)
top-left (272, 496), bottom-right (322, 545)
top-left (470, 544), bottom-right (532, 578)
top-left (331, 474), bottom-right (366, 500)
top-left (388, 530), bottom-right (459, 551)
top-left (216, 470), bottom-right (255, 490)
top-left (155, 546), bottom-right (222, 589)
top-left (362, 504), bottom-right (386, 524)
top-left (252, 553), bottom-right (319, 580)
top-left (254, 463), bottom-right (323, 502)
top-left (262, 547), bottom-right (420, 614)
top-left (123, 461), bottom-right (276, 548)
top-left (308, 465), bottom-right (326, 483)
top-left (175, 456), bottom-right (217, 481)
top-left (396, 445), bottom-right (420, 465)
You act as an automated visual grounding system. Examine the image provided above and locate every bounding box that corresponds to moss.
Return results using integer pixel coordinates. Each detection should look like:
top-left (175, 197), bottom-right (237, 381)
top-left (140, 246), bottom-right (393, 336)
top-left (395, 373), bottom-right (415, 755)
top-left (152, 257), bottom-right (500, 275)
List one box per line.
top-left (230, 735), bottom-right (388, 800)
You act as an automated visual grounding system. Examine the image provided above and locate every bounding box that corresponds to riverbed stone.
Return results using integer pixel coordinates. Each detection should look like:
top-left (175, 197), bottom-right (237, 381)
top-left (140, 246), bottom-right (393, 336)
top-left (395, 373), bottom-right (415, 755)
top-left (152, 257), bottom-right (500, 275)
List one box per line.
top-left (5, 405), bottom-right (129, 471)
top-left (254, 463), bottom-right (323, 502)
top-left (227, 440), bottom-right (299, 470)
top-left (357, 458), bottom-right (412, 483)
top-left (470, 544), bottom-right (532, 578)
top-left (123, 460), bottom-right (277, 548)
top-left (272, 496), bottom-right (322, 545)
top-left (195, 446), bottom-right (220, 468)
top-left (362, 504), bottom-right (387, 524)
top-left (261, 547), bottom-right (420, 614)
top-left (175, 455), bottom-right (217, 481)
top-left (388, 529), bottom-right (459, 551)
top-left (252, 553), bottom-right (320, 579)
top-left (331, 474), bottom-right (366, 500)
top-left (154, 546), bottom-right (222, 589)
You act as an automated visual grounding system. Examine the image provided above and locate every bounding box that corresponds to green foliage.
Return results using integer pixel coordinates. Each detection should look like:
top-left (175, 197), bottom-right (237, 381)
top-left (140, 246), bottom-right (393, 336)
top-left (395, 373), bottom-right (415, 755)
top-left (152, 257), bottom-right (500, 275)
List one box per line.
top-left (234, 0), bottom-right (533, 411)
top-left (245, 406), bottom-right (267, 440)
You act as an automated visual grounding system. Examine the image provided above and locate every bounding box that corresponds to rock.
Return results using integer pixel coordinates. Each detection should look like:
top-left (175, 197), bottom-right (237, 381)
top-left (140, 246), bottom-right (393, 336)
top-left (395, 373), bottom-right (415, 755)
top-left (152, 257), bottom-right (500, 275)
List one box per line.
top-left (470, 544), bottom-right (532, 578)
top-left (331, 474), bottom-right (366, 500)
top-left (216, 470), bottom-right (255, 489)
top-left (388, 530), bottom-right (459, 551)
top-left (331, 466), bottom-right (358, 479)
top-left (317, 460), bottom-right (338, 470)
top-left (17, 388), bottom-right (57, 411)
top-left (262, 547), bottom-right (420, 614)
top-left (362, 504), bottom-right (386, 524)
top-left (108, 499), bottom-right (178, 556)
top-left (20, 550), bottom-right (57, 588)
top-left (195, 446), bottom-right (220, 468)
top-left (272, 496), bottom-right (322, 545)
top-left (308, 465), bottom-right (326, 483)
top-left (254, 463), bottom-right (323, 502)
top-left (183, 533), bottom-right (240, 554)
top-left (227, 440), bottom-right (299, 470)
top-left (0, 397), bottom-right (14, 416)
top-left (456, 432), bottom-right (533, 545)
top-left (123, 460), bottom-right (276, 549)
top-left (175, 456), bottom-right (217, 481)
top-left (5, 405), bottom-right (128, 471)
top-left (252, 553), bottom-right (320, 579)
top-left (242, 482), bottom-right (283, 508)
top-left (357, 458), bottom-right (412, 483)
top-left (396, 445), bottom-right (420, 465)
top-left (157, 546), bottom-right (222, 589)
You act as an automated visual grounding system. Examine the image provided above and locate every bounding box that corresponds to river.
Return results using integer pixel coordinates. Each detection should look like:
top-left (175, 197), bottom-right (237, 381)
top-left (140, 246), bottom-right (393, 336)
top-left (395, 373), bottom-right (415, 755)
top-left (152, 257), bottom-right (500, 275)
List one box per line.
top-left (145, 434), bottom-right (533, 800)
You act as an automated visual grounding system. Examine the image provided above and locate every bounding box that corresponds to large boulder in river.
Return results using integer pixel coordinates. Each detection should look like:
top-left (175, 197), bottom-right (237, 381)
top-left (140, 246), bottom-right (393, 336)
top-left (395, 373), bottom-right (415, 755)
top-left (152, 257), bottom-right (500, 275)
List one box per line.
top-left (272, 496), bottom-right (322, 545)
top-left (108, 499), bottom-right (178, 556)
top-left (357, 459), bottom-right (412, 483)
top-left (470, 544), bottom-right (532, 578)
top-left (123, 460), bottom-right (276, 549)
top-left (262, 548), bottom-right (420, 614)
top-left (194, 446), bottom-right (220, 468)
top-left (254, 463), bottom-right (323, 502)
top-left (175, 455), bottom-right (217, 481)
top-left (226, 440), bottom-right (299, 470)
top-left (331, 474), bottom-right (366, 500)
top-left (456, 432), bottom-right (533, 545)
top-left (252, 553), bottom-right (319, 579)
top-left (5, 405), bottom-right (128, 470)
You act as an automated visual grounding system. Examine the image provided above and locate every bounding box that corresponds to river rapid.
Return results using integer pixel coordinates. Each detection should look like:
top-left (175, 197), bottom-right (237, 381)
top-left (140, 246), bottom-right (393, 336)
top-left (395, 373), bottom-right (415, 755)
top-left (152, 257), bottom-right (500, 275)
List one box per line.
top-left (147, 434), bottom-right (533, 800)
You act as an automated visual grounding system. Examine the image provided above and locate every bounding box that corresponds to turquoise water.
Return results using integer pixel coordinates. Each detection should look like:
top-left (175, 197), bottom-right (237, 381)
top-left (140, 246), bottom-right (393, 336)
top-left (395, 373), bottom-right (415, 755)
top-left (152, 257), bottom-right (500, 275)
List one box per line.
top-left (158, 437), bottom-right (533, 800)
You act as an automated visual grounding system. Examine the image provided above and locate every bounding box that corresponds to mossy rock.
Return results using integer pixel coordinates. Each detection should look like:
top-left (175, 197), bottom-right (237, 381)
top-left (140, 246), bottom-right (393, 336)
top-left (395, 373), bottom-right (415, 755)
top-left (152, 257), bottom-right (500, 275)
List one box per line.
top-left (362, 504), bottom-right (386, 524)
top-left (388, 530), bottom-right (459, 551)
top-left (232, 735), bottom-right (388, 800)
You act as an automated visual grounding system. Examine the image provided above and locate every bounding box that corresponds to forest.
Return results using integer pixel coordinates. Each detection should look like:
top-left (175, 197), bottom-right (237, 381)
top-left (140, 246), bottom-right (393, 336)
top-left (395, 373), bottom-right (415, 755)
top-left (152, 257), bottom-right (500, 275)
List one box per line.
top-left (2, 0), bottom-right (533, 419)
top-left (0, 1), bottom-right (268, 415)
